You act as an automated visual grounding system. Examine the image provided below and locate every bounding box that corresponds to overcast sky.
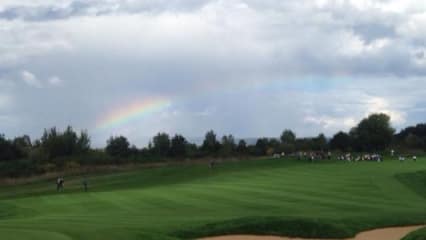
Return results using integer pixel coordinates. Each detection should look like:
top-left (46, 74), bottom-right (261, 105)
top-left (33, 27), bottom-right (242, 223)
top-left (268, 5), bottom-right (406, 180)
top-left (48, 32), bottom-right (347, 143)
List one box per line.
top-left (0, 0), bottom-right (425, 147)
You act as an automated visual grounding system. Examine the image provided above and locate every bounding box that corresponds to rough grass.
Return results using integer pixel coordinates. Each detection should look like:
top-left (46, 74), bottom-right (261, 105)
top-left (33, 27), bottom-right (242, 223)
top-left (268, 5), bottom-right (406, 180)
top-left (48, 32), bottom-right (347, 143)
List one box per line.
top-left (0, 157), bottom-right (424, 240)
top-left (402, 227), bottom-right (426, 240)
top-left (174, 217), bottom-right (352, 239)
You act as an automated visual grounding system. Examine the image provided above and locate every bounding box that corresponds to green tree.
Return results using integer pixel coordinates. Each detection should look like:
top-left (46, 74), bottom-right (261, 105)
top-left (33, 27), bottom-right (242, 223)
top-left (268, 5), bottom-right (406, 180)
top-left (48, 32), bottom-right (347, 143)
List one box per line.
top-left (236, 139), bottom-right (247, 154)
top-left (280, 130), bottom-right (296, 144)
top-left (202, 130), bottom-right (220, 154)
top-left (63, 126), bottom-right (78, 155)
top-left (351, 113), bottom-right (395, 151)
top-left (40, 126), bottom-right (91, 160)
top-left (76, 130), bottom-right (91, 154)
top-left (220, 135), bottom-right (236, 157)
top-left (329, 131), bottom-right (351, 152)
top-left (404, 133), bottom-right (423, 149)
top-left (255, 138), bottom-right (269, 156)
top-left (152, 132), bottom-right (171, 156)
top-left (170, 134), bottom-right (187, 157)
top-left (279, 130), bottom-right (296, 153)
top-left (106, 136), bottom-right (130, 157)
top-left (13, 135), bottom-right (32, 158)
top-left (395, 123), bottom-right (426, 150)
top-left (0, 134), bottom-right (19, 161)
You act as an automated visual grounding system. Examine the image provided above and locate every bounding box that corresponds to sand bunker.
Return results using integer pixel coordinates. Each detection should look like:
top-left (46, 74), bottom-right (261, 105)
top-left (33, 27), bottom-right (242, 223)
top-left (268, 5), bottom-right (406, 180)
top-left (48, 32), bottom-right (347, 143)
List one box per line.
top-left (199, 225), bottom-right (425, 240)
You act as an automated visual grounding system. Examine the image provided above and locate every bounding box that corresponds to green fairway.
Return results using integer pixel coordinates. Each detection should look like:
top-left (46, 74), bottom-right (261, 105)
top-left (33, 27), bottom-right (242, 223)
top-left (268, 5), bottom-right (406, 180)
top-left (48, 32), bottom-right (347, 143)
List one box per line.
top-left (0, 158), bottom-right (425, 240)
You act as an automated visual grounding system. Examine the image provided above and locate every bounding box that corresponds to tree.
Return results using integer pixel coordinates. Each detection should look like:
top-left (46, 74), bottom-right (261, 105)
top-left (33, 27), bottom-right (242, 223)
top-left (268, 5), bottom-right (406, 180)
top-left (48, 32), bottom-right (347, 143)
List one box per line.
top-left (76, 130), bottom-right (91, 154)
top-left (185, 143), bottom-right (199, 158)
top-left (13, 135), bottom-right (31, 149)
top-left (236, 139), bottom-right (247, 154)
top-left (13, 135), bottom-right (32, 158)
top-left (396, 123), bottom-right (426, 140)
top-left (106, 136), bottom-right (130, 157)
top-left (202, 130), bottom-right (220, 154)
top-left (279, 130), bottom-right (296, 153)
top-left (395, 123), bottom-right (426, 150)
top-left (404, 134), bottom-right (423, 149)
top-left (152, 132), bottom-right (171, 156)
top-left (220, 135), bottom-right (236, 157)
top-left (63, 126), bottom-right (78, 156)
top-left (170, 134), bottom-right (187, 157)
top-left (40, 126), bottom-right (91, 160)
top-left (255, 138), bottom-right (269, 156)
top-left (313, 133), bottom-right (327, 151)
top-left (350, 113), bottom-right (395, 151)
top-left (280, 130), bottom-right (296, 144)
top-left (329, 131), bottom-right (351, 152)
top-left (0, 134), bottom-right (19, 161)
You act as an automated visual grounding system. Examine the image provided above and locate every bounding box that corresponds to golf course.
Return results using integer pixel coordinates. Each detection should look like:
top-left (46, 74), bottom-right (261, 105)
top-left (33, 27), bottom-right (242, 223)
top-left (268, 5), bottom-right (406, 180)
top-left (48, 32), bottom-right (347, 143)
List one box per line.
top-left (0, 157), bottom-right (425, 240)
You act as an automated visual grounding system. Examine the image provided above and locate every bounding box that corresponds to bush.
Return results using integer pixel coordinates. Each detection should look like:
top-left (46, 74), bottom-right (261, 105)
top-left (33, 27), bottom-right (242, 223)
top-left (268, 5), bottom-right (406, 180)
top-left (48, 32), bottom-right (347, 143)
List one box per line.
top-left (0, 159), bottom-right (40, 178)
top-left (65, 161), bottom-right (80, 170)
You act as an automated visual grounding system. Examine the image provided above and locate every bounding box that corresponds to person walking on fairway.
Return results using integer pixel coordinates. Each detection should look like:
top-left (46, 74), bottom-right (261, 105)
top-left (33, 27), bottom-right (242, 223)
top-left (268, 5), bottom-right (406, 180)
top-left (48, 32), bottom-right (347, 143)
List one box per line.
top-left (56, 177), bottom-right (64, 192)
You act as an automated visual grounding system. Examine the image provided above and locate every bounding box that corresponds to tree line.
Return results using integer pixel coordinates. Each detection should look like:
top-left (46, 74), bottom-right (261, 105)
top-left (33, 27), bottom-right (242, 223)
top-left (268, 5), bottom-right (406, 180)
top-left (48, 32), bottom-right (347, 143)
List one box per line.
top-left (0, 113), bottom-right (424, 177)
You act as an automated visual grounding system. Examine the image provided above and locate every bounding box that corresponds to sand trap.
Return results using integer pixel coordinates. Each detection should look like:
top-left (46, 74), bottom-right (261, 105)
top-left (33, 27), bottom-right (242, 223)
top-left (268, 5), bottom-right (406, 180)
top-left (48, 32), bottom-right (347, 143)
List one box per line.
top-left (199, 225), bottom-right (425, 240)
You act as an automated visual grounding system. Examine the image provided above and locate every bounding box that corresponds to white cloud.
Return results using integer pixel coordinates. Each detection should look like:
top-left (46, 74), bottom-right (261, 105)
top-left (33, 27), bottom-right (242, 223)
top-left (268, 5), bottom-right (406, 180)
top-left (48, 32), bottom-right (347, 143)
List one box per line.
top-left (304, 115), bottom-right (357, 131)
top-left (21, 70), bottom-right (42, 88)
top-left (364, 96), bottom-right (406, 125)
top-left (0, 20), bottom-right (72, 68)
top-left (48, 76), bottom-right (63, 86)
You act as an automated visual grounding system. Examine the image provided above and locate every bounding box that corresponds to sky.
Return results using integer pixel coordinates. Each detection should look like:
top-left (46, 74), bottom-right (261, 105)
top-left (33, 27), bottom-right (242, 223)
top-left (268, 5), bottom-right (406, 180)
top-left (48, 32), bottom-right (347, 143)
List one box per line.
top-left (0, 0), bottom-right (425, 147)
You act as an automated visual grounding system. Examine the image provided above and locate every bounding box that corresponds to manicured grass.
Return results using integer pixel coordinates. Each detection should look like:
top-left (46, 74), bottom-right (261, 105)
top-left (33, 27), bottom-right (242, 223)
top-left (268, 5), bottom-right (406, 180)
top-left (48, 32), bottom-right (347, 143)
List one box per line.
top-left (396, 170), bottom-right (426, 199)
top-left (0, 157), bottom-right (425, 239)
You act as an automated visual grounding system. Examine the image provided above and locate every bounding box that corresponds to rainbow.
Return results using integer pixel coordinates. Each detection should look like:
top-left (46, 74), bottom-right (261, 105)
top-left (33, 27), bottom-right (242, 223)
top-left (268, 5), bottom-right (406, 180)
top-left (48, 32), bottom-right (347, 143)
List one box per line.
top-left (96, 98), bottom-right (171, 130)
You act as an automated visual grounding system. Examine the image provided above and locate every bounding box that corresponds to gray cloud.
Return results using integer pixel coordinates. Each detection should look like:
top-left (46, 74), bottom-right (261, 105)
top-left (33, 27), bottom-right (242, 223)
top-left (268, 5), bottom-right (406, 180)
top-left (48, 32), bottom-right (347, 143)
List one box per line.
top-left (0, 0), bottom-right (425, 146)
top-left (0, 0), bottom-right (214, 21)
top-left (0, 1), bottom-right (91, 21)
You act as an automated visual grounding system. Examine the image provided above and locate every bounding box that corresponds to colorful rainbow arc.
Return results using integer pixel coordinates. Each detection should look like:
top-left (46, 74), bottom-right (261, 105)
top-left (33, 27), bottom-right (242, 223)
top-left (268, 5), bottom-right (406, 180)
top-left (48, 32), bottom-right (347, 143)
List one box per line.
top-left (96, 99), bottom-right (171, 130)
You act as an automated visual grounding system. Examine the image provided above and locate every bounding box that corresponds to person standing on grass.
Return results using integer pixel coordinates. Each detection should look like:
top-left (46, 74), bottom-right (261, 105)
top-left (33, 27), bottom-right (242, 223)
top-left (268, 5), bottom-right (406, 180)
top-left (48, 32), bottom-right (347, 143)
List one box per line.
top-left (82, 178), bottom-right (88, 192)
top-left (209, 159), bottom-right (215, 169)
top-left (413, 155), bottom-right (417, 162)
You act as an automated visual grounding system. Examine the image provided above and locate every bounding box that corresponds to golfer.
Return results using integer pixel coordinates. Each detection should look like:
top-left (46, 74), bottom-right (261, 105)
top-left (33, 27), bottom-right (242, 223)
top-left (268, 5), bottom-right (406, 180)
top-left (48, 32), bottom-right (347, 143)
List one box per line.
top-left (82, 178), bottom-right (88, 192)
top-left (56, 177), bottom-right (64, 192)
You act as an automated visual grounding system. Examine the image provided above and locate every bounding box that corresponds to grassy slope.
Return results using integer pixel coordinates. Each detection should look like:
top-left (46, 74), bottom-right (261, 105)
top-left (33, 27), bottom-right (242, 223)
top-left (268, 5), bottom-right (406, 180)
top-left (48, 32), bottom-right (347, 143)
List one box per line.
top-left (0, 158), bottom-right (424, 240)
top-left (402, 227), bottom-right (426, 240)
top-left (397, 170), bottom-right (426, 240)
top-left (396, 170), bottom-right (426, 199)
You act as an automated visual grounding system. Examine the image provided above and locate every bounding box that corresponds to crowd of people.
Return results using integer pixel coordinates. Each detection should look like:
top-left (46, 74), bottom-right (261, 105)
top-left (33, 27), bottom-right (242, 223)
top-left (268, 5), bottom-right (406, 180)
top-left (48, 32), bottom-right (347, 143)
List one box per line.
top-left (272, 149), bottom-right (420, 164)
top-left (335, 153), bottom-right (383, 162)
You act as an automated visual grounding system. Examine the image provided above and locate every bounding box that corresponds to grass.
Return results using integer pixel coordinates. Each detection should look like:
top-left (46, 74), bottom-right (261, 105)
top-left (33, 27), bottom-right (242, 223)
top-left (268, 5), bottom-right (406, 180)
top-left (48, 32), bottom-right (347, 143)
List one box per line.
top-left (396, 170), bottom-right (426, 199)
top-left (402, 227), bottom-right (426, 240)
top-left (0, 157), bottom-right (424, 239)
